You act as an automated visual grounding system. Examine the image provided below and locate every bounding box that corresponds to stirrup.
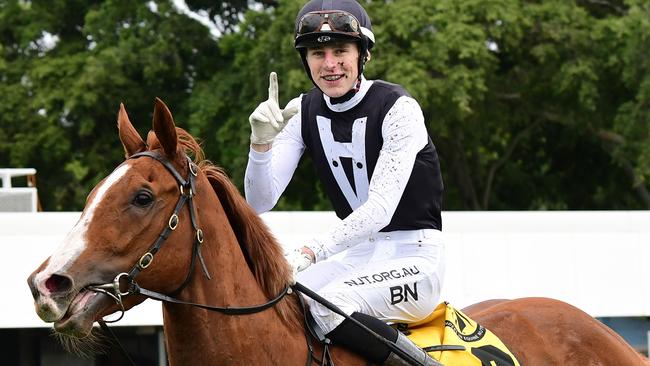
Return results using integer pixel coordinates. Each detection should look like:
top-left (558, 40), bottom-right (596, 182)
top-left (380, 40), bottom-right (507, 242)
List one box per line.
top-left (383, 333), bottom-right (443, 366)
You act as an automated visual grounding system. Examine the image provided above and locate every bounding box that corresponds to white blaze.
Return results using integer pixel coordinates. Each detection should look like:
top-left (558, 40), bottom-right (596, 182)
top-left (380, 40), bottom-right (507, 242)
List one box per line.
top-left (34, 164), bottom-right (131, 289)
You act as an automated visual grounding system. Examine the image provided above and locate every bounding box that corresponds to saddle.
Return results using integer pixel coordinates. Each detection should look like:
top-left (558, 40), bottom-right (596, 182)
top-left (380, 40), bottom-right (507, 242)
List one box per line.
top-left (396, 302), bottom-right (520, 366)
top-left (306, 302), bottom-right (521, 366)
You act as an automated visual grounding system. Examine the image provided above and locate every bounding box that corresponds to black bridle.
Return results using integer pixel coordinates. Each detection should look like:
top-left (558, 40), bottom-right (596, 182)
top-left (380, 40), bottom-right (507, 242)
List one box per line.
top-left (86, 151), bottom-right (289, 320)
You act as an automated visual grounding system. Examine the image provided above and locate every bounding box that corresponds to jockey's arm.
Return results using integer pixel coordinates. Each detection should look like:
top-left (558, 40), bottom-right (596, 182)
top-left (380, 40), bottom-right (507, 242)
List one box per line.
top-left (245, 111), bottom-right (305, 213)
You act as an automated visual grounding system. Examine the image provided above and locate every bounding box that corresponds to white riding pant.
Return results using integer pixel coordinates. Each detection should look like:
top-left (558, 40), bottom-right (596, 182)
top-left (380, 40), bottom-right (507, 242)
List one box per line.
top-left (296, 229), bottom-right (445, 334)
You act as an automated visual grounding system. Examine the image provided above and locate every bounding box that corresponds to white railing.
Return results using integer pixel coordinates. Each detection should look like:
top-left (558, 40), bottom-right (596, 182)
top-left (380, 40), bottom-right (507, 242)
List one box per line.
top-left (4, 210), bottom-right (650, 328)
top-left (0, 168), bottom-right (38, 212)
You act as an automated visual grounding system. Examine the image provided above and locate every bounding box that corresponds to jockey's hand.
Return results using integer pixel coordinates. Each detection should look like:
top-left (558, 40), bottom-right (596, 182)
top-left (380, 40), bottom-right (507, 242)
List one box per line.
top-left (249, 72), bottom-right (300, 145)
top-left (286, 246), bottom-right (315, 281)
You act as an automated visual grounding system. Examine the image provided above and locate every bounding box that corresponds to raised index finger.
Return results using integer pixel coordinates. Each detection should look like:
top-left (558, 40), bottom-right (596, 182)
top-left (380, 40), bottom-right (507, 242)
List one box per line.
top-left (268, 72), bottom-right (279, 104)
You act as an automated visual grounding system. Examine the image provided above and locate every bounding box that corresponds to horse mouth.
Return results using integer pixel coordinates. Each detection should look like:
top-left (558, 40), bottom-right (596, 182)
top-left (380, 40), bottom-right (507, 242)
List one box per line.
top-left (53, 289), bottom-right (114, 338)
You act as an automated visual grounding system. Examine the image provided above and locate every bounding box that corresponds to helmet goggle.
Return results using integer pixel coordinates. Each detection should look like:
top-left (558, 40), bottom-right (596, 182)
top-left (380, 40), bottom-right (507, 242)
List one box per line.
top-left (296, 10), bottom-right (361, 39)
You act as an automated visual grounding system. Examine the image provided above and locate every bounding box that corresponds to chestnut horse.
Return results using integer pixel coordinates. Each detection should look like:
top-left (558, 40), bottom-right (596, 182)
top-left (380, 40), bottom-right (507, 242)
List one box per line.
top-left (28, 99), bottom-right (648, 366)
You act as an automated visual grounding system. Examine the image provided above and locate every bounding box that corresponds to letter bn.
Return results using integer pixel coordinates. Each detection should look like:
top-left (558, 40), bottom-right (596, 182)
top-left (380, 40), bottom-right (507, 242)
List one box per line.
top-left (390, 283), bottom-right (418, 305)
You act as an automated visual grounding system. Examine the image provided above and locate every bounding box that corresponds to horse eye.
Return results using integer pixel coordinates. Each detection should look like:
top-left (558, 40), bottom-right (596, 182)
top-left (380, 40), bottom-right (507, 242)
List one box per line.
top-left (132, 190), bottom-right (154, 207)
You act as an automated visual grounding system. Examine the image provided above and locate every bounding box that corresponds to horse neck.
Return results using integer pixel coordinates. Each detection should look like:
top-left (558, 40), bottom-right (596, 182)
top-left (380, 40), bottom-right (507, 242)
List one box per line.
top-left (161, 186), bottom-right (307, 365)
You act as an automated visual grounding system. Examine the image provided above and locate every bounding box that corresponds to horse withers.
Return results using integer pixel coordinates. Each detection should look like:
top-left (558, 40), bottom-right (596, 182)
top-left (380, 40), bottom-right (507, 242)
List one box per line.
top-left (27, 99), bottom-right (649, 365)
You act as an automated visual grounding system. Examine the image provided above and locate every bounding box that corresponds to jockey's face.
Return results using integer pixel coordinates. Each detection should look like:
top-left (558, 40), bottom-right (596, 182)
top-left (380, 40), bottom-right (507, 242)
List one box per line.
top-left (306, 41), bottom-right (359, 98)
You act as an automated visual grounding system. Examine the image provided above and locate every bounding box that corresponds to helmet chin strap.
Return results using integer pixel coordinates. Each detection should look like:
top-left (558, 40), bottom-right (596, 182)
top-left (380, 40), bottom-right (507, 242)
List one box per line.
top-left (353, 78), bottom-right (362, 92)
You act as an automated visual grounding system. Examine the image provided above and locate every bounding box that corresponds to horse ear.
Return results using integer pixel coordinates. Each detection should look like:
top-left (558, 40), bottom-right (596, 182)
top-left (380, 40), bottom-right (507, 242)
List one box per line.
top-left (152, 97), bottom-right (178, 158)
top-left (118, 103), bottom-right (147, 157)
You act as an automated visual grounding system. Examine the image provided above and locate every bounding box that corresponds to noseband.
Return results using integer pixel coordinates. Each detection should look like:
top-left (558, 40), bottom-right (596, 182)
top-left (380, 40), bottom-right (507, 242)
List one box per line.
top-left (87, 151), bottom-right (289, 321)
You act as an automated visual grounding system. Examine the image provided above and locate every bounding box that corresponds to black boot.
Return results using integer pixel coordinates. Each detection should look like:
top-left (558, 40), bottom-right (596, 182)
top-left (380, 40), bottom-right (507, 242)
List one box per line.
top-left (326, 312), bottom-right (442, 366)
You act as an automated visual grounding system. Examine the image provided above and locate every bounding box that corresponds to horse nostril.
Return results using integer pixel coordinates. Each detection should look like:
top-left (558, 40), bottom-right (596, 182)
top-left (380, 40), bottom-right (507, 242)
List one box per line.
top-left (45, 274), bottom-right (73, 295)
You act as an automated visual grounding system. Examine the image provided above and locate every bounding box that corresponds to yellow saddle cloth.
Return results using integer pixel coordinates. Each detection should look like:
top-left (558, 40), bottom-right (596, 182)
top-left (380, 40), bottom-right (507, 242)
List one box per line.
top-left (401, 302), bottom-right (520, 366)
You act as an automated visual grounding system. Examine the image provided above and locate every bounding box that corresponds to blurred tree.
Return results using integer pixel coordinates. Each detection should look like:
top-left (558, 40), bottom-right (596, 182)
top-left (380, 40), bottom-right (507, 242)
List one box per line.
top-left (0, 0), bottom-right (220, 210)
top-left (1, 0), bottom-right (648, 211)
top-left (197, 0), bottom-right (650, 210)
top-left (185, 0), bottom-right (280, 34)
top-left (362, 0), bottom-right (650, 209)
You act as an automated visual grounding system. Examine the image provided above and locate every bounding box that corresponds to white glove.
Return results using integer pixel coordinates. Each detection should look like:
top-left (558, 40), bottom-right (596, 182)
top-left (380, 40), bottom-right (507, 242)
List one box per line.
top-left (249, 72), bottom-right (300, 145)
top-left (285, 248), bottom-right (313, 280)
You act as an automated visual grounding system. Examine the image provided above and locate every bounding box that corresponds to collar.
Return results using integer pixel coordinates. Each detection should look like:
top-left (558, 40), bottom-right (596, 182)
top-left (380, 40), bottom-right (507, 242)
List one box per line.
top-left (324, 76), bottom-right (373, 112)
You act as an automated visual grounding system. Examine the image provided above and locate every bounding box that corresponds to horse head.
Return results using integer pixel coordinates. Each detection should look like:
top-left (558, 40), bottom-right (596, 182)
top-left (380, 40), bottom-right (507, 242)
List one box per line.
top-left (27, 98), bottom-right (214, 339)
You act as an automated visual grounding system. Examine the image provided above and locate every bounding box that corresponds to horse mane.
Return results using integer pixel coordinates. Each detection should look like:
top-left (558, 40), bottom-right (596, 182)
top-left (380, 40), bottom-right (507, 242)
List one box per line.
top-left (147, 128), bottom-right (302, 328)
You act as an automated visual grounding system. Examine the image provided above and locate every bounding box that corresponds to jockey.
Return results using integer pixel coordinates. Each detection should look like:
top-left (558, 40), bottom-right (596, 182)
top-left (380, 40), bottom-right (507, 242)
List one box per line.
top-left (244, 0), bottom-right (445, 364)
